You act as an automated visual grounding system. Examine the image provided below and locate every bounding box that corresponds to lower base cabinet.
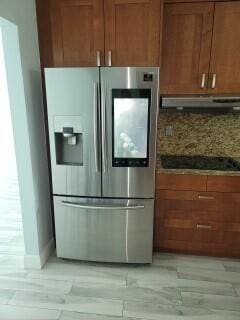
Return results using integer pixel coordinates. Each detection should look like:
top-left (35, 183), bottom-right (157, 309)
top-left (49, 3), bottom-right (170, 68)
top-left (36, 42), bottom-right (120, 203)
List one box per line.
top-left (154, 174), bottom-right (240, 258)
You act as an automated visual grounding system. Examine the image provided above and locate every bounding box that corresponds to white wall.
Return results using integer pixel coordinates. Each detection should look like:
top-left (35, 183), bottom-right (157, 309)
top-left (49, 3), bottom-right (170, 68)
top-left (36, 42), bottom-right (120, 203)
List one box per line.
top-left (0, 0), bottom-right (53, 268)
top-left (0, 33), bottom-right (17, 180)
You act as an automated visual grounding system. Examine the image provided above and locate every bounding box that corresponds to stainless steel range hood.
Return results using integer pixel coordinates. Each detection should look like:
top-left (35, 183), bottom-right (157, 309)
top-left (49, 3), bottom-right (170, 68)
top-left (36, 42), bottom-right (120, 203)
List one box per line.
top-left (161, 96), bottom-right (240, 110)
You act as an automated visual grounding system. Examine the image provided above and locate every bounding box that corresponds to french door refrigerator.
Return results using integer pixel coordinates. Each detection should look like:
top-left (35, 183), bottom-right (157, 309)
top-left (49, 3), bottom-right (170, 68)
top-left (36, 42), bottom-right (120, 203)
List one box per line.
top-left (45, 67), bottom-right (159, 263)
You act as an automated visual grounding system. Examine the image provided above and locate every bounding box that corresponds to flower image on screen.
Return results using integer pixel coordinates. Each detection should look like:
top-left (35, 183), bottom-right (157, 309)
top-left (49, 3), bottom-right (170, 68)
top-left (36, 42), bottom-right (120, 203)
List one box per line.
top-left (114, 98), bottom-right (149, 158)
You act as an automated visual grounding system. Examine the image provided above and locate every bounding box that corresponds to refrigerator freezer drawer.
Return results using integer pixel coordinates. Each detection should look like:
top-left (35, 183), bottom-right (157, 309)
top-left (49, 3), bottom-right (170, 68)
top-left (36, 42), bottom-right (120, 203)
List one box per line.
top-left (53, 196), bottom-right (154, 263)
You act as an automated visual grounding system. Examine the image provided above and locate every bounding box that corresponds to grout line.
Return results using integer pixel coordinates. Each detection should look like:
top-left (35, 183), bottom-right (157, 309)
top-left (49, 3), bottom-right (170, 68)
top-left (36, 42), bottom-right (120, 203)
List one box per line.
top-left (178, 288), bottom-right (183, 306)
top-left (8, 300), bottom-right (63, 316)
top-left (58, 310), bottom-right (63, 320)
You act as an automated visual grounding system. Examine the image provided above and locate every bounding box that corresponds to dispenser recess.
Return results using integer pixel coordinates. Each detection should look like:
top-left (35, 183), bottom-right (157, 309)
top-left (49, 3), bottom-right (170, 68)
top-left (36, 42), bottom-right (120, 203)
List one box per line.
top-left (54, 116), bottom-right (83, 166)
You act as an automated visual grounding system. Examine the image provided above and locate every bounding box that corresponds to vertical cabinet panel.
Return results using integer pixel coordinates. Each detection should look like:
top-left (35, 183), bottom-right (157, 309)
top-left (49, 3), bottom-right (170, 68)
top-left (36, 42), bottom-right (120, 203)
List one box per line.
top-left (160, 3), bottom-right (214, 94)
top-left (104, 0), bottom-right (161, 66)
top-left (208, 1), bottom-right (240, 94)
top-left (50, 0), bottom-right (104, 66)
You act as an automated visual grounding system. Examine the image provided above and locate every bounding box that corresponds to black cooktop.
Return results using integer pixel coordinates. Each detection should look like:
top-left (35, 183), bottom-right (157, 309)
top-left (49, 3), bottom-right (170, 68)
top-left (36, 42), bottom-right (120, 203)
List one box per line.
top-left (161, 155), bottom-right (240, 171)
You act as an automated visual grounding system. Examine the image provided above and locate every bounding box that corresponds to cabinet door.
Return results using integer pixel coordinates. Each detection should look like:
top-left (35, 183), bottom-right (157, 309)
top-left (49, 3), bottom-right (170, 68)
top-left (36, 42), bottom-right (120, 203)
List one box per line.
top-left (208, 1), bottom-right (240, 94)
top-left (160, 3), bottom-right (214, 94)
top-left (50, 0), bottom-right (104, 66)
top-left (104, 0), bottom-right (161, 66)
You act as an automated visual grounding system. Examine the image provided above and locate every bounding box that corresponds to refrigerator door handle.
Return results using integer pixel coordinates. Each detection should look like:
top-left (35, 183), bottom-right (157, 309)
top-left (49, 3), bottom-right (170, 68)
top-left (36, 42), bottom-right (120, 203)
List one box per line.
top-left (93, 82), bottom-right (100, 172)
top-left (101, 82), bottom-right (107, 173)
top-left (62, 201), bottom-right (145, 210)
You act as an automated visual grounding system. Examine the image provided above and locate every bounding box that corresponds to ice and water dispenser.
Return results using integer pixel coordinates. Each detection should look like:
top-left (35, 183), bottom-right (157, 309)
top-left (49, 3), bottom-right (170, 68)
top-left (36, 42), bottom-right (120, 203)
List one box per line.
top-left (54, 116), bottom-right (83, 166)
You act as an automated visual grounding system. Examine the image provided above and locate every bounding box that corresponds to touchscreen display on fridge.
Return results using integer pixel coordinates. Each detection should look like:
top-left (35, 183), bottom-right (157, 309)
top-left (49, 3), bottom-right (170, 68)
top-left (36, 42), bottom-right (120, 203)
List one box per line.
top-left (112, 89), bottom-right (151, 167)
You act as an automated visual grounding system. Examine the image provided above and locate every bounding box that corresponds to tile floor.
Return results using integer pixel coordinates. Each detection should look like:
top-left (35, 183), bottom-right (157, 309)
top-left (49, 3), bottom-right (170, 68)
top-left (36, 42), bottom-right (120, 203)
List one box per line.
top-left (1, 176), bottom-right (240, 319)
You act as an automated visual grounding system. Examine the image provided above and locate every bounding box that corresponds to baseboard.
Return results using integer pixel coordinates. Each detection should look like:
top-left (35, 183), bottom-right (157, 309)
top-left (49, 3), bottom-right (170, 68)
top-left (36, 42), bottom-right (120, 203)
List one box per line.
top-left (24, 238), bottom-right (55, 269)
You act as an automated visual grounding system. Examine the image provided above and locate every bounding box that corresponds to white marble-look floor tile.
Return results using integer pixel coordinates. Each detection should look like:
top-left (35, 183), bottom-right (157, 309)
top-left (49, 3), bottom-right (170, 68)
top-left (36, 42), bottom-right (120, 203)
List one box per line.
top-left (27, 262), bottom-right (127, 287)
top-left (0, 231), bottom-right (22, 237)
top-left (9, 291), bottom-right (123, 316)
top-left (128, 277), bottom-right (236, 297)
top-left (0, 304), bottom-right (60, 320)
top-left (70, 281), bottom-right (181, 305)
top-left (0, 288), bottom-right (15, 304)
top-left (60, 311), bottom-right (136, 320)
top-left (0, 245), bottom-right (24, 255)
top-left (0, 255), bottom-right (24, 267)
top-left (235, 286), bottom-right (240, 297)
top-left (0, 276), bottom-right (72, 294)
top-left (177, 266), bottom-right (240, 284)
top-left (182, 292), bottom-right (240, 312)
top-left (123, 301), bottom-right (240, 320)
top-left (154, 253), bottom-right (225, 271)
top-left (127, 265), bottom-right (178, 284)
top-left (222, 260), bottom-right (240, 273)
top-left (0, 267), bottom-right (27, 278)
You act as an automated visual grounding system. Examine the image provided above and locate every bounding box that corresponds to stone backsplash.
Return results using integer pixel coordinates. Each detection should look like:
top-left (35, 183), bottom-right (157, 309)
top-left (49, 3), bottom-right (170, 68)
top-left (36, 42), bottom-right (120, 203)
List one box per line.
top-left (157, 112), bottom-right (240, 160)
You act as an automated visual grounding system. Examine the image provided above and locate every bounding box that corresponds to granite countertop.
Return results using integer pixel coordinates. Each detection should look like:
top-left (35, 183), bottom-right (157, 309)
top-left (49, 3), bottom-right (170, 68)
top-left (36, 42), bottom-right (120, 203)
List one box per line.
top-left (156, 155), bottom-right (240, 176)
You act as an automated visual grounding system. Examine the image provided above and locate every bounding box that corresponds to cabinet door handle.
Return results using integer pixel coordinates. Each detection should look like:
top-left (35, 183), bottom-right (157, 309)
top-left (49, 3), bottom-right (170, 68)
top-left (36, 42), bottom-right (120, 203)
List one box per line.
top-left (200, 73), bottom-right (206, 89)
top-left (211, 73), bottom-right (217, 89)
top-left (198, 195), bottom-right (215, 200)
top-left (96, 50), bottom-right (101, 67)
top-left (108, 50), bottom-right (112, 67)
top-left (196, 224), bottom-right (212, 230)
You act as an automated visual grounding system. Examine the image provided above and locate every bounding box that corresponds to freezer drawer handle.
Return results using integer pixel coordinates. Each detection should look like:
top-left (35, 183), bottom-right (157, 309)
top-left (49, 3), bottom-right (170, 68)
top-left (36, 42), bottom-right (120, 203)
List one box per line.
top-left (62, 201), bottom-right (145, 210)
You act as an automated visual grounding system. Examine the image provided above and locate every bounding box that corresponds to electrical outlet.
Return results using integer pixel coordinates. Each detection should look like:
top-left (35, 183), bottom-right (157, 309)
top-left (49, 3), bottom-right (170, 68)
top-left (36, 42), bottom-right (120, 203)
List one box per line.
top-left (165, 125), bottom-right (173, 136)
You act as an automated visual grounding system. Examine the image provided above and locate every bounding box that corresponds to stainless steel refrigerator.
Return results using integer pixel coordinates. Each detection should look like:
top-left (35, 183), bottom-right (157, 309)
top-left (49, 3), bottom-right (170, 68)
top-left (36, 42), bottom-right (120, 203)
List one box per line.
top-left (45, 67), bottom-right (159, 263)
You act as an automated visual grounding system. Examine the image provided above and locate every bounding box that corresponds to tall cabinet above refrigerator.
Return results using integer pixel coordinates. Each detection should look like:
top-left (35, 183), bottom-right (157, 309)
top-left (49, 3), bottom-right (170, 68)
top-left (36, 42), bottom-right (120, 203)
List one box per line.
top-left (45, 67), bottom-right (159, 263)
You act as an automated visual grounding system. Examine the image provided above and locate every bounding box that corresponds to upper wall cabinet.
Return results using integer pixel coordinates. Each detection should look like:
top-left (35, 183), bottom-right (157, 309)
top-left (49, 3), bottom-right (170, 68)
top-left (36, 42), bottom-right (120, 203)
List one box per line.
top-left (37, 0), bottom-right (162, 67)
top-left (161, 1), bottom-right (240, 95)
top-left (209, 2), bottom-right (240, 94)
top-left (50, 0), bottom-right (105, 67)
top-left (160, 3), bottom-right (214, 94)
top-left (104, 0), bottom-right (161, 66)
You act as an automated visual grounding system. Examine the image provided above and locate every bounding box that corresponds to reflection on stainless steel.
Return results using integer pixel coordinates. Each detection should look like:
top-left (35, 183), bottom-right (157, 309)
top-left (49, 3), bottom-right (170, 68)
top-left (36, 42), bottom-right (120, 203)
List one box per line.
top-left (45, 67), bottom-right (159, 263)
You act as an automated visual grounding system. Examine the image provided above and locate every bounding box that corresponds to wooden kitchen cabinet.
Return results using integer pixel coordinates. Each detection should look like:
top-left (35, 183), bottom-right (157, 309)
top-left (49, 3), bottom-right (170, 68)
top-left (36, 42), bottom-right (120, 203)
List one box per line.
top-left (207, 175), bottom-right (240, 193)
top-left (104, 0), bottom-right (162, 66)
top-left (160, 3), bottom-right (214, 94)
top-left (161, 1), bottom-right (240, 95)
top-left (156, 173), bottom-right (207, 191)
top-left (209, 1), bottom-right (240, 94)
top-left (154, 173), bottom-right (240, 258)
top-left (37, 0), bottom-right (162, 68)
top-left (48, 0), bottom-right (105, 67)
